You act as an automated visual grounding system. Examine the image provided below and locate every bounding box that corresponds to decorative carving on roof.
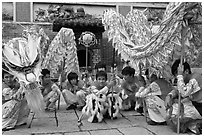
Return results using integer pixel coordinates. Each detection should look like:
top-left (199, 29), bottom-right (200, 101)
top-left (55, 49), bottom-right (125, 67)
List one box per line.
top-left (34, 4), bottom-right (104, 32)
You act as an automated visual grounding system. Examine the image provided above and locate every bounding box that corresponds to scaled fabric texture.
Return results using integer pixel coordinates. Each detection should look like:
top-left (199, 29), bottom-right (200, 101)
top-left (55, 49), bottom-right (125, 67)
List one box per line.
top-left (102, 2), bottom-right (199, 77)
top-left (42, 27), bottom-right (80, 78)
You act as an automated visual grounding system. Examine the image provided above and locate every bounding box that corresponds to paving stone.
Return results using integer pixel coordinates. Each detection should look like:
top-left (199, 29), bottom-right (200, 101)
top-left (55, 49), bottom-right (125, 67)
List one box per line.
top-left (3, 121), bottom-right (55, 135)
top-left (33, 132), bottom-right (64, 135)
top-left (57, 108), bottom-right (75, 113)
top-left (64, 131), bottom-right (90, 135)
top-left (90, 129), bottom-right (122, 135)
top-left (146, 125), bottom-right (181, 135)
top-left (126, 115), bottom-right (148, 127)
top-left (30, 121), bottom-right (80, 134)
top-left (2, 104), bottom-right (185, 135)
top-left (29, 116), bottom-right (57, 128)
top-left (56, 120), bottom-right (81, 133)
top-left (79, 120), bottom-right (111, 131)
top-left (14, 119), bottom-right (79, 134)
top-left (57, 111), bottom-right (78, 122)
top-left (2, 130), bottom-right (31, 135)
top-left (104, 117), bottom-right (133, 128)
top-left (121, 110), bottom-right (144, 116)
top-left (118, 126), bottom-right (153, 135)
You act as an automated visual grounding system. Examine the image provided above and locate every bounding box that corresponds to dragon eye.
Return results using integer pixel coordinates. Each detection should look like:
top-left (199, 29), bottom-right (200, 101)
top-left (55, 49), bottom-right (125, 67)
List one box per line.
top-left (23, 66), bottom-right (32, 73)
top-left (4, 54), bottom-right (40, 73)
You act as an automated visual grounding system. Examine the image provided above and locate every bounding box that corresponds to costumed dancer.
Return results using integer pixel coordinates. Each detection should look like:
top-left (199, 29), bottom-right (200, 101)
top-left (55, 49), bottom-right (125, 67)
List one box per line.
top-left (121, 66), bottom-right (141, 111)
top-left (165, 59), bottom-right (202, 134)
top-left (40, 69), bottom-right (61, 111)
top-left (2, 26), bottom-right (47, 117)
top-left (135, 73), bottom-right (173, 125)
top-left (2, 68), bottom-right (30, 131)
top-left (62, 72), bottom-right (87, 111)
top-left (79, 70), bottom-right (122, 123)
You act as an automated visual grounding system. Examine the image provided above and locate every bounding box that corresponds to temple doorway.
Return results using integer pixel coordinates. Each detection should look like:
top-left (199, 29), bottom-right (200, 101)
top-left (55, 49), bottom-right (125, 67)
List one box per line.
top-left (77, 50), bottom-right (91, 68)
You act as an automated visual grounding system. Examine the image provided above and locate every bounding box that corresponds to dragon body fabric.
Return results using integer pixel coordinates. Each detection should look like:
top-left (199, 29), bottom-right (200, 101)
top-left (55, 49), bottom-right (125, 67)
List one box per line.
top-left (102, 2), bottom-right (200, 78)
top-left (2, 26), bottom-right (48, 115)
top-left (42, 27), bottom-right (80, 78)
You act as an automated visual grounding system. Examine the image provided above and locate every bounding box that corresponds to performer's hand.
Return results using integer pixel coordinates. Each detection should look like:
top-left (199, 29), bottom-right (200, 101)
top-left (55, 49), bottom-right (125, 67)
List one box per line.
top-left (19, 81), bottom-right (26, 87)
top-left (165, 94), bottom-right (173, 109)
top-left (13, 82), bottom-right (20, 90)
top-left (12, 91), bottom-right (23, 101)
top-left (107, 77), bottom-right (116, 89)
top-left (39, 85), bottom-right (44, 91)
top-left (178, 64), bottom-right (184, 75)
top-left (111, 76), bottom-right (116, 86)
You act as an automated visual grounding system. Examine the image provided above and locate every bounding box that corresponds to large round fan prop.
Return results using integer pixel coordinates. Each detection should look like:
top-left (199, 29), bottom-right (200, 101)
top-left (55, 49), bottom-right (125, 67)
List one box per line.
top-left (79, 31), bottom-right (97, 71)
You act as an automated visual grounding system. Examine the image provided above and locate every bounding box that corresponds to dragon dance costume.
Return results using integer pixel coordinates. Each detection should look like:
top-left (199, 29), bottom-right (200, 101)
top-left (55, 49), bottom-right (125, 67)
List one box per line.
top-left (102, 2), bottom-right (201, 133)
top-left (81, 81), bottom-right (122, 123)
top-left (3, 25), bottom-right (79, 116)
top-left (2, 26), bottom-right (48, 116)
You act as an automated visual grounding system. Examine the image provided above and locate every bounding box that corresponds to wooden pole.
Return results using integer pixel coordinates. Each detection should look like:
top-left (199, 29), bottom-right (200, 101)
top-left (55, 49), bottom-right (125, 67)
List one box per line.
top-left (86, 47), bottom-right (88, 72)
top-left (177, 87), bottom-right (181, 133)
top-left (177, 24), bottom-right (186, 134)
top-left (58, 57), bottom-right (65, 110)
top-left (111, 46), bottom-right (116, 119)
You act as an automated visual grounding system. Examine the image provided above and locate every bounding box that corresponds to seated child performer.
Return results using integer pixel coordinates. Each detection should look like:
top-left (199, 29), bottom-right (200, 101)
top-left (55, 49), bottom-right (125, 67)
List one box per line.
top-left (92, 62), bottom-right (107, 81)
top-left (40, 69), bottom-right (61, 111)
top-left (135, 73), bottom-right (173, 125)
top-left (81, 70), bottom-right (122, 123)
top-left (95, 62), bottom-right (113, 82)
top-left (165, 59), bottom-right (202, 134)
top-left (121, 66), bottom-right (141, 111)
top-left (62, 72), bottom-right (86, 110)
top-left (2, 68), bottom-right (30, 131)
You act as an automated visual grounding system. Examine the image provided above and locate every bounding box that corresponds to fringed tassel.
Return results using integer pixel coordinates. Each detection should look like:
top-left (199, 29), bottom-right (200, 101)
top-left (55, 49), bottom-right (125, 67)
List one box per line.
top-left (96, 111), bottom-right (103, 122)
top-left (84, 93), bottom-right (108, 123)
top-left (107, 93), bottom-right (123, 118)
top-left (24, 83), bottom-right (45, 116)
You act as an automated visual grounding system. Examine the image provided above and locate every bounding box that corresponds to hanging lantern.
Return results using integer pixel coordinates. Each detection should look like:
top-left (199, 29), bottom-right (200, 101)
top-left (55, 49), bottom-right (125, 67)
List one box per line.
top-left (79, 31), bottom-right (97, 47)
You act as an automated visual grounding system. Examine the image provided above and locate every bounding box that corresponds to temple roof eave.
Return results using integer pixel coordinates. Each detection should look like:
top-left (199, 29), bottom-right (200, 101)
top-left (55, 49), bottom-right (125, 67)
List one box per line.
top-left (53, 17), bottom-right (105, 32)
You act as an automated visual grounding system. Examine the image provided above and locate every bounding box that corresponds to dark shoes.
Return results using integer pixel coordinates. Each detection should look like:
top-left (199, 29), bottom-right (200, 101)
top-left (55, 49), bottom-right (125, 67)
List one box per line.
top-left (2, 123), bottom-right (27, 131)
top-left (76, 105), bottom-right (84, 111)
top-left (103, 112), bottom-right (111, 119)
top-left (190, 128), bottom-right (201, 135)
top-left (136, 107), bottom-right (144, 113)
top-left (147, 120), bottom-right (167, 125)
top-left (2, 127), bottom-right (15, 131)
top-left (17, 123), bottom-right (27, 126)
top-left (92, 115), bottom-right (98, 123)
top-left (103, 112), bottom-right (118, 120)
top-left (124, 106), bottom-right (135, 111)
top-left (66, 104), bottom-right (85, 111)
top-left (66, 104), bottom-right (77, 110)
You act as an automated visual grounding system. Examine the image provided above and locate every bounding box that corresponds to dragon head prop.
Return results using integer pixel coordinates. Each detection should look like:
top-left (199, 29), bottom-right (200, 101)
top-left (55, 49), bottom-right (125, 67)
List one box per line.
top-left (2, 27), bottom-right (43, 85)
top-left (2, 25), bottom-right (48, 114)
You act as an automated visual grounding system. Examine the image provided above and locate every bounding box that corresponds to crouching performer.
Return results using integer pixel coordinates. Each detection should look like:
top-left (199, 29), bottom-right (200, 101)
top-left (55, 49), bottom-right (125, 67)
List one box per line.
top-left (165, 60), bottom-right (202, 134)
top-left (62, 72), bottom-right (86, 111)
top-left (135, 74), bottom-right (171, 125)
top-left (78, 71), bottom-right (122, 123)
